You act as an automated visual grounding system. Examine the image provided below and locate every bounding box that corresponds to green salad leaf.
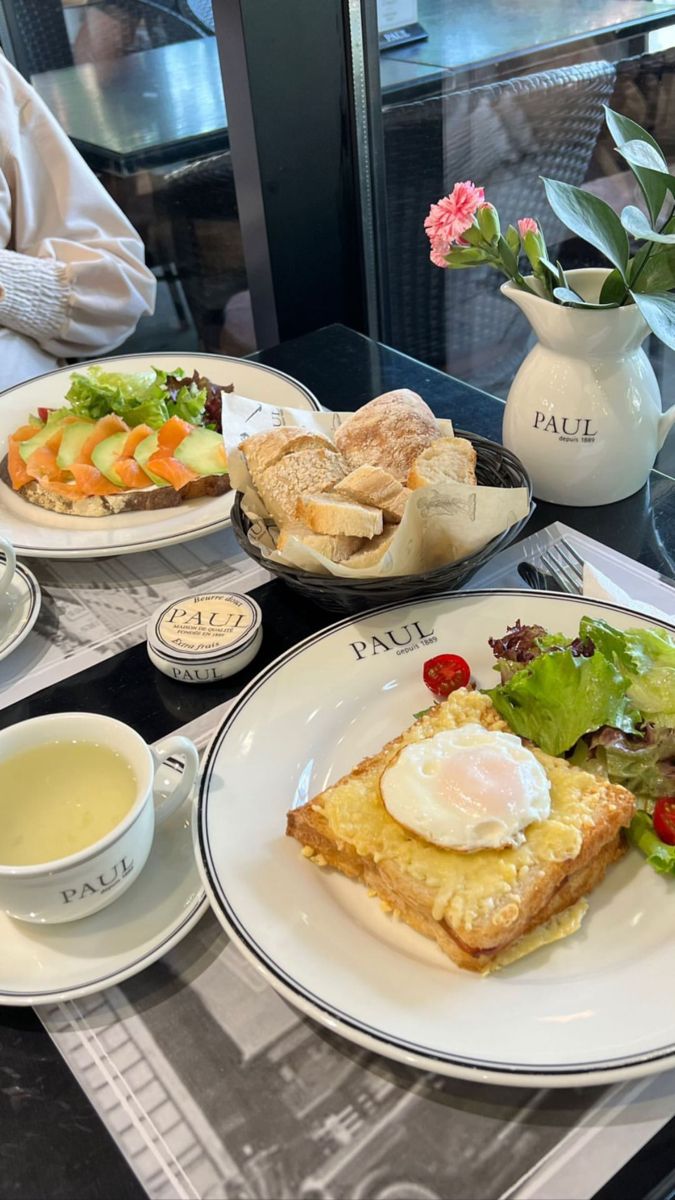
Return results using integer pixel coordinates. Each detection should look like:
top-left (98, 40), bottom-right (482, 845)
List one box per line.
top-left (571, 725), bottom-right (675, 807)
top-left (580, 617), bottom-right (675, 727)
top-left (65, 366), bottom-right (206, 429)
top-left (486, 647), bottom-right (639, 757)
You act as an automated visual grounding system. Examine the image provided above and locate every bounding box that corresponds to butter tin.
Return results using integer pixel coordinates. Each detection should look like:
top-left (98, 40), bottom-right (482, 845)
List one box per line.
top-left (146, 592), bottom-right (262, 684)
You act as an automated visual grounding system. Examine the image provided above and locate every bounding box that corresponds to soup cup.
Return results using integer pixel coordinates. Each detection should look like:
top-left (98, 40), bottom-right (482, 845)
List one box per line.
top-left (0, 712), bottom-right (199, 924)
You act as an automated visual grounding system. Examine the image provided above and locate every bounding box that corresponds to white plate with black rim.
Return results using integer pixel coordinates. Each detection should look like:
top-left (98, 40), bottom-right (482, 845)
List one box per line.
top-left (197, 590), bottom-right (675, 1088)
top-left (0, 352), bottom-right (320, 559)
top-left (0, 767), bottom-right (206, 1005)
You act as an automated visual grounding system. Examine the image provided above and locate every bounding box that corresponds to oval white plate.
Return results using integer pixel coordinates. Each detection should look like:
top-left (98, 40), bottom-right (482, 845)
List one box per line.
top-left (0, 776), bottom-right (206, 1005)
top-left (197, 591), bottom-right (675, 1088)
top-left (0, 352), bottom-right (319, 559)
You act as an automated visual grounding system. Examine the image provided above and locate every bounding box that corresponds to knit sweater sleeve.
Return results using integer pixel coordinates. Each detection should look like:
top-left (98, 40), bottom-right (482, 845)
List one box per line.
top-left (0, 57), bottom-right (156, 358)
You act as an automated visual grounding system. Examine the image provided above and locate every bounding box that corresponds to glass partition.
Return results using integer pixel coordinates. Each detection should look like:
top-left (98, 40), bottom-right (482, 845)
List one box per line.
top-left (368, 0), bottom-right (675, 398)
top-left (0, 0), bottom-right (255, 358)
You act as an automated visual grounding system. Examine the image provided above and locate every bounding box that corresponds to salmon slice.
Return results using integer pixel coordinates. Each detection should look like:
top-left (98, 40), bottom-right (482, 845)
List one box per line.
top-left (156, 416), bottom-right (194, 455)
top-left (76, 414), bottom-right (129, 465)
top-left (37, 476), bottom-right (82, 498)
top-left (148, 454), bottom-right (197, 489)
top-left (12, 424), bottom-right (41, 443)
top-left (69, 463), bottom-right (124, 495)
top-left (24, 446), bottom-right (64, 481)
top-left (115, 457), bottom-right (153, 489)
top-left (121, 424), bottom-right (153, 458)
top-left (7, 438), bottom-right (32, 489)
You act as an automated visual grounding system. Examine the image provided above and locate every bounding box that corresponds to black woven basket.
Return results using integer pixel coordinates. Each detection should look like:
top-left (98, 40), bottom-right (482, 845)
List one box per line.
top-left (231, 430), bottom-right (533, 614)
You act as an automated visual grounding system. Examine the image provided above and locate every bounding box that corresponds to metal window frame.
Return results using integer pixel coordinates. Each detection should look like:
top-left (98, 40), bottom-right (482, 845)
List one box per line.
top-left (211, 0), bottom-right (386, 349)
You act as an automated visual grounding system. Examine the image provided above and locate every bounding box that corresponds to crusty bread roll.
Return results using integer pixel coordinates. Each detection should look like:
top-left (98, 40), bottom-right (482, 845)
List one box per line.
top-left (241, 427), bottom-right (335, 487)
top-left (333, 464), bottom-right (410, 523)
top-left (277, 524), bottom-right (363, 563)
top-left (334, 390), bottom-right (439, 482)
top-left (407, 436), bottom-right (477, 489)
top-left (343, 525), bottom-right (397, 569)
top-left (257, 447), bottom-right (347, 527)
top-left (296, 492), bottom-right (383, 539)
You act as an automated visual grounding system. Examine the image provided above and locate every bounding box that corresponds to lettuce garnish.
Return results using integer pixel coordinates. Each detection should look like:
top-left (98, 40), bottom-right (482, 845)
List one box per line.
top-left (487, 645), bottom-right (639, 756)
top-left (65, 366), bottom-right (207, 429)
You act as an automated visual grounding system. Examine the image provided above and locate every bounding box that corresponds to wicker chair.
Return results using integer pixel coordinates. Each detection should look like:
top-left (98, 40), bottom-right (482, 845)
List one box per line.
top-left (382, 60), bottom-right (617, 395)
top-left (111, 0), bottom-right (207, 46)
top-left (0, 0), bottom-right (73, 77)
top-left (178, 0), bottom-right (214, 33)
top-left (156, 150), bottom-right (247, 351)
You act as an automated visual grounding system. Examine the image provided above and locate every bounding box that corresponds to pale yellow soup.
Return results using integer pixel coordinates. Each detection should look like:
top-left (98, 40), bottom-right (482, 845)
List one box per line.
top-left (0, 741), bottom-right (138, 866)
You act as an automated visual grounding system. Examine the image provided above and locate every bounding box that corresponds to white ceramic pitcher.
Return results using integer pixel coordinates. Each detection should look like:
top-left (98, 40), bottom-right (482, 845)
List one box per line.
top-left (501, 268), bottom-right (675, 506)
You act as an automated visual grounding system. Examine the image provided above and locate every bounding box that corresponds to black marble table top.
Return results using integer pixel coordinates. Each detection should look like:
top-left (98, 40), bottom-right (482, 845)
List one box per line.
top-left (0, 324), bottom-right (672, 1200)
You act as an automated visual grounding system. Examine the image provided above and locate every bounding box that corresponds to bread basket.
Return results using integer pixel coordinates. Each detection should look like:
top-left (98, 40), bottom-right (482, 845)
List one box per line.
top-left (231, 430), bottom-right (533, 614)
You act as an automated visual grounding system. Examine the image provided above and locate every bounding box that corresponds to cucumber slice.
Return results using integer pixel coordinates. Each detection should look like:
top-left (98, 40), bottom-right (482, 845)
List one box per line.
top-left (91, 432), bottom-right (128, 486)
top-left (56, 421), bottom-right (95, 470)
top-left (133, 432), bottom-right (165, 487)
top-left (174, 428), bottom-right (228, 476)
top-left (19, 410), bottom-right (78, 463)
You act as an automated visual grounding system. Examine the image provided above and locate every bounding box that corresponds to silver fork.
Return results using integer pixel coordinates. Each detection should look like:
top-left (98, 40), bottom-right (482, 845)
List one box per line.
top-left (538, 539), bottom-right (584, 594)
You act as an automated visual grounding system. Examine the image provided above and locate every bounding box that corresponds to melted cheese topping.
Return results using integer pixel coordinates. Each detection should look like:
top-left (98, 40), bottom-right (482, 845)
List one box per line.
top-left (488, 899), bottom-right (589, 972)
top-left (320, 690), bottom-right (622, 931)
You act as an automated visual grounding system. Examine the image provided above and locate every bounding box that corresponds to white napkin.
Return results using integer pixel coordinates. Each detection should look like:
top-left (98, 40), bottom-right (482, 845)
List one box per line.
top-left (582, 561), bottom-right (673, 624)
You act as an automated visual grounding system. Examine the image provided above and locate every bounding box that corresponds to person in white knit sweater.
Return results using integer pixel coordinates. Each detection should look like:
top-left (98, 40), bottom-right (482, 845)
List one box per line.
top-left (0, 55), bottom-right (156, 390)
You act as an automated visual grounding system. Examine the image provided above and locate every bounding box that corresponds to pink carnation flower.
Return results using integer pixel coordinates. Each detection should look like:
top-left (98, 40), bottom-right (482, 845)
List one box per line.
top-left (517, 218), bottom-right (539, 237)
top-left (425, 181), bottom-right (485, 251)
top-left (429, 242), bottom-right (450, 268)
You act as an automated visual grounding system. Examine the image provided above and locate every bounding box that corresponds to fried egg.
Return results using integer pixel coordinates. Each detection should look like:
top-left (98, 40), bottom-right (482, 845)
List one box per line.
top-left (379, 723), bottom-right (551, 851)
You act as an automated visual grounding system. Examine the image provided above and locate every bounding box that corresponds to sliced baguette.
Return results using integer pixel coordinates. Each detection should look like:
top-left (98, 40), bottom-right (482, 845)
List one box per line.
top-left (407, 436), bottom-right (477, 489)
top-left (257, 447), bottom-right (347, 527)
top-left (333, 464), bottom-right (410, 524)
top-left (277, 524), bottom-right (363, 563)
top-left (296, 492), bottom-right (383, 539)
top-left (342, 525), bottom-right (396, 569)
top-left (241, 427), bottom-right (334, 486)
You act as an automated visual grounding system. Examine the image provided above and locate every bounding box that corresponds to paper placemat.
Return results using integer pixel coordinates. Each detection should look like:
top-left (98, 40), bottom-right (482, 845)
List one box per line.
top-left (36, 524), bottom-right (674, 1200)
top-left (0, 527), bottom-right (269, 710)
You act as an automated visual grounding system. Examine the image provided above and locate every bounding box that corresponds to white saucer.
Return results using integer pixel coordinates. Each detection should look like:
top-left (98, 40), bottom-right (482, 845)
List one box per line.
top-left (0, 779), bottom-right (207, 1005)
top-left (0, 560), bottom-right (41, 662)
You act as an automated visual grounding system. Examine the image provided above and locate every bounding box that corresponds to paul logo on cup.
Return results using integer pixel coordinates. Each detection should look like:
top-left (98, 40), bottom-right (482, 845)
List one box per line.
top-left (0, 712), bottom-right (199, 923)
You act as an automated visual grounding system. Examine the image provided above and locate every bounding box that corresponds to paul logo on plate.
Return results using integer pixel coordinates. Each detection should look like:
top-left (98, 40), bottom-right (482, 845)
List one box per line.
top-left (349, 619), bottom-right (436, 662)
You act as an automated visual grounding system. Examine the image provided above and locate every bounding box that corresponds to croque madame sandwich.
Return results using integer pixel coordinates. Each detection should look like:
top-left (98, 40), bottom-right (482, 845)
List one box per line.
top-left (286, 689), bottom-right (636, 973)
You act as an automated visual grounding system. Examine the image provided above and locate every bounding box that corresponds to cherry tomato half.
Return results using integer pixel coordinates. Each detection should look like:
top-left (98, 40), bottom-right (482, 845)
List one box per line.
top-left (653, 796), bottom-right (675, 846)
top-left (422, 653), bottom-right (471, 699)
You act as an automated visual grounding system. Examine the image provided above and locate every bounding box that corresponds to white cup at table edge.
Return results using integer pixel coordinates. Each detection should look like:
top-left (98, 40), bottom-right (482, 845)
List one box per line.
top-left (0, 712), bottom-right (199, 924)
top-left (0, 534), bottom-right (16, 596)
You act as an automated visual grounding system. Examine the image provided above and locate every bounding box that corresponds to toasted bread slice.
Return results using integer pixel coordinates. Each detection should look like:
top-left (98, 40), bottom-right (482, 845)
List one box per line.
top-left (407, 436), bottom-right (477, 490)
top-left (296, 492), bottom-right (383, 539)
top-left (0, 456), bottom-right (230, 517)
top-left (287, 690), bottom-right (635, 972)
